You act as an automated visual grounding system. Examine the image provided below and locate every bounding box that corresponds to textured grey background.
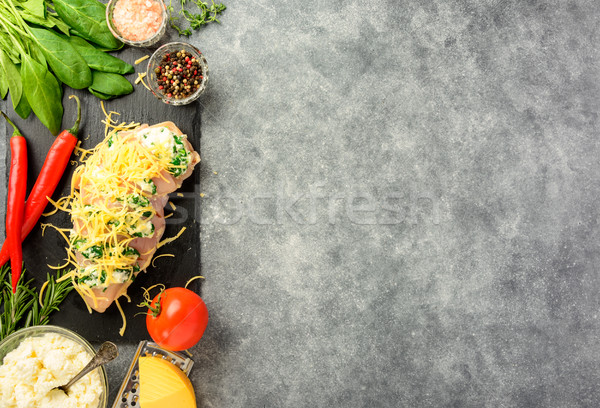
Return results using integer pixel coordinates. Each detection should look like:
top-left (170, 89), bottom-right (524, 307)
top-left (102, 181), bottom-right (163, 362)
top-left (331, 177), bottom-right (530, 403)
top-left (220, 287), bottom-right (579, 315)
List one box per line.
top-left (2, 0), bottom-right (600, 407)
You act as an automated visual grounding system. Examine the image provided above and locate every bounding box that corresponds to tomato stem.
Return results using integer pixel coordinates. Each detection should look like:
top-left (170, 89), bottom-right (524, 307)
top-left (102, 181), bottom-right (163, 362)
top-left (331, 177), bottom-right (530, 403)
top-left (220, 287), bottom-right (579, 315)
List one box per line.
top-left (138, 286), bottom-right (164, 317)
top-left (148, 291), bottom-right (163, 317)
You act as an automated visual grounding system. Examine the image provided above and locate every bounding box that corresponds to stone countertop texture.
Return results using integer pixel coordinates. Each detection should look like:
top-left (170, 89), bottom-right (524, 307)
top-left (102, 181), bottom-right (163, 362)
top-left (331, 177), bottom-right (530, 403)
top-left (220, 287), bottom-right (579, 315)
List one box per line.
top-left (3, 0), bottom-right (600, 407)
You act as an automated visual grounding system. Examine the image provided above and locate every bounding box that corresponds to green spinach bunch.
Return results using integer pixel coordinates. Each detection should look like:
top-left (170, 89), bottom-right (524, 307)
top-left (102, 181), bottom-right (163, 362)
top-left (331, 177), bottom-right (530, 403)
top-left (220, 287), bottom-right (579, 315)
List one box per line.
top-left (0, 0), bottom-right (134, 135)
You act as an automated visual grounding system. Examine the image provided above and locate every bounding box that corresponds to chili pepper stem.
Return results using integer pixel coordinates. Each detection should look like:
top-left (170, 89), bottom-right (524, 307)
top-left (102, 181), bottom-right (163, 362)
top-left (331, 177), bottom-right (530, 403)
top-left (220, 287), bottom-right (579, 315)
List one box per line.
top-left (0, 111), bottom-right (23, 137)
top-left (67, 95), bottom-right (81, 136)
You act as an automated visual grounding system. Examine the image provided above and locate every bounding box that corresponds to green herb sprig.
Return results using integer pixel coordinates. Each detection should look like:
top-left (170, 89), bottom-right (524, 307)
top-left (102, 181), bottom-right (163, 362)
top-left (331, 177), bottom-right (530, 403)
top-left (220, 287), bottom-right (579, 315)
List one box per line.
top-left (0, 265), bottom-right (73, 341)
top-left (168, 0), bottom-right (226, 37)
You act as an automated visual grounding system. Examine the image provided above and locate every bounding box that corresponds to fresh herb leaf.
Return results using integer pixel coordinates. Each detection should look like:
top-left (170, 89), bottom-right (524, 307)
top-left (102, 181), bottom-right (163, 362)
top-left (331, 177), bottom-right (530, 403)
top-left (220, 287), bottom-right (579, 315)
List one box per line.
top-left (13, 90), bottom-right (32, 119)
top-left (30, 27), bottom-right (92, 89)
top-left (81, 245), bottom-right (104, 259)
top-left (29, 42), bottom-right (47, 68)
top-left (89, 70), bottom-right (133, 97)
top-left (18, 0), bottom-right (45, 19)
top-left (19, 10), bottom-right (55, 29)
top-left (0, 49), bottom-right (22, 110)
top-left (20, 54), bottom-right (63, 135)
top-left (0, 33), bottom-right (19, 64)
top-left (48, 14), bottom-right (71, 36)
top-left (52, 0), bottom-right (122, 50)
top-left (0, 266), bottom-right (73, 340)
top-left (62, 34), bottom-right (134, 75)
top-left (29, 271), bottom-right (74, 326)
top-left (88, 87), bottom-right (114, 100)
top-left (168, 0), bottom-right (226, 37)
top-left (0, 70), bottom-right (8, 99)
top-left (122, 247), bottom-right (140, 257)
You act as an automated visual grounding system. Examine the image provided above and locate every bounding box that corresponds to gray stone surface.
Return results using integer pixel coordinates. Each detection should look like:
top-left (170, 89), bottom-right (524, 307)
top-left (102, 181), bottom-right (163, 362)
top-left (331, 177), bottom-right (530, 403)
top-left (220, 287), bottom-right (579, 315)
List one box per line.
top-left (189, 0), bottom-right (600, 407)
top-left (3, 0), bottom-right (600, 407)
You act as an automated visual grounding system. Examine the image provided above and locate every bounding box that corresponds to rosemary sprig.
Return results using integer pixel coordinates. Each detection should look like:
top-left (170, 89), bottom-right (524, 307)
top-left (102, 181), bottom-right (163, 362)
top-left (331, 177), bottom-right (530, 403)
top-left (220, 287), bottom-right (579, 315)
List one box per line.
top-left (28, 271), bottom-right (74, 327)
top-left (167, 0), bottom-right (226, 37)
top-left (0, 265), bottom-right (73, 341)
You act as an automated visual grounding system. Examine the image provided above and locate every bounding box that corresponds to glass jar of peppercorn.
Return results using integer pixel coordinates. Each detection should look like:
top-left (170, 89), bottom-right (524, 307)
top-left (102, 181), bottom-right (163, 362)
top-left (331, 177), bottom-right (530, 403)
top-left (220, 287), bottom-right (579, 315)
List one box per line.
top-left (147, 42), bottom-right (209, 105)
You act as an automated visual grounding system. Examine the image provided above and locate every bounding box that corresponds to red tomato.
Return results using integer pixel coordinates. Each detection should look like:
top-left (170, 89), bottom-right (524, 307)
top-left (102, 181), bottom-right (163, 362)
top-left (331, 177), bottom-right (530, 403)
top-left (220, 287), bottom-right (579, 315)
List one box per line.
top-left (146, 287), bottom-right (209, 351)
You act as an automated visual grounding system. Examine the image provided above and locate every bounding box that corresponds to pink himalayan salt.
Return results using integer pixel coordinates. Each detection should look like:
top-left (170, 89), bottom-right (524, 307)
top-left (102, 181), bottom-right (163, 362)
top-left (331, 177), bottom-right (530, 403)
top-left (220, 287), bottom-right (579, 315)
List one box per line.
top-left (112, 0), bottom-right (164, 42)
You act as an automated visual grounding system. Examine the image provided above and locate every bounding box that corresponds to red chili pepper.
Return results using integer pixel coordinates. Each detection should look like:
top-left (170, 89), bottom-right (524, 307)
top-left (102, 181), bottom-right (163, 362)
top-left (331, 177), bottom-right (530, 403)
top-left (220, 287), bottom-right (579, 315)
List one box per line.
top-left (1, 112), bottom-right (27, 293)
top-left (0, 96), bottom-right (81, 270)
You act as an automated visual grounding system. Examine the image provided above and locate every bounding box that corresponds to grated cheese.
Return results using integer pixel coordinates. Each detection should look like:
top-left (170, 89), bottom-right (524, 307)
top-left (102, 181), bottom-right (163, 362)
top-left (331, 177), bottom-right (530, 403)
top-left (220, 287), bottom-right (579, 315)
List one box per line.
top-left (135, 55), bottom-right (150, 65)
top-left (151, 253), bottom-right (174, 267)
top-left (136, 73), bottom-right (152, 91)
top-left (135, 72), bottom-right (147, 85)
top-left (157, 227), bottom-right (186, 249)
top-left (184, 275), bottom-right (204, 289)
top-left (38, 280), bottom-right (50, 307)
top-left (46, 112), bottom-right (197, 319)
top-left (115, 298), bottom-right (127, 336)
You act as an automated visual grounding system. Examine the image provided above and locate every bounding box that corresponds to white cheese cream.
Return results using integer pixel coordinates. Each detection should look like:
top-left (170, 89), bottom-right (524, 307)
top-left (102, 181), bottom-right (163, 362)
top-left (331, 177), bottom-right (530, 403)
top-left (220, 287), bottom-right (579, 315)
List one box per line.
top-left (137, 126), bottom-right (177, 153)
top-left (0, 333), bottom-right (103, 408)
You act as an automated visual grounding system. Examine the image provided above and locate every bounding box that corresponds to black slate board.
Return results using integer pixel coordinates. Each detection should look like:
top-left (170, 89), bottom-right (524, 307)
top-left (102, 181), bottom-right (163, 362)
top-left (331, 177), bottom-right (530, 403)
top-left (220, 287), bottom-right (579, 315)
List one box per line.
top-left (4, 46), bottom-right (202, 342)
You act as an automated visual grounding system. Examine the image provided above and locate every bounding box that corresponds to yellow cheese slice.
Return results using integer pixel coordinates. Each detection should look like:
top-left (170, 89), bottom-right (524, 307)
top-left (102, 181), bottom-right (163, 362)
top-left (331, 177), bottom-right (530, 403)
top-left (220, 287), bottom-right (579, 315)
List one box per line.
top-left (139, 356), bottom-right (197, 408)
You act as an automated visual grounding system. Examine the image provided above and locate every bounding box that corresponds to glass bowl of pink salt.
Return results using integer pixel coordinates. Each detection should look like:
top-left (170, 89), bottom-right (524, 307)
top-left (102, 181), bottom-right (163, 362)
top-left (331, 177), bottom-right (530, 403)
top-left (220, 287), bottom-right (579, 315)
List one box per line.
top-left (106, 0), bottom-right (168, 47)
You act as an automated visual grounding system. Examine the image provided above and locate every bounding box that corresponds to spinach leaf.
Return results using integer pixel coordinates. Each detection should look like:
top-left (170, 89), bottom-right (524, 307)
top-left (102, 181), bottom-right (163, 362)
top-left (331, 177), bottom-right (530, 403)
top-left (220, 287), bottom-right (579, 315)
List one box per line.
top-left (18, 0), bottom-right (46, 18)
top-left (0, 72), bottom-right (7, 99)
top-left (52, 0), bottom-right (122, 50)
top-left (48, 15), bottom-right (71, 36)
top-left (14, 64), bottom-right (32, 118)
top-left (19, 11), bottom-right (70, 38)
top-left (0, 33), bottom-right (19, 64)
top-left (0, 34), bottom-right (15, 61)
top-left (21, 54), bottom-right (63, 135)
top-left (64, 35), bottom-right (134, 74)
top-left (30, 27), bottom-right (92, 89)
top-left (19, 9), bottom-right (69, 37)
top-left (65, 34), bottom-right (94, 48)
top-left (70, 31), bottom-right (124, 51)
top-left (20, 10), bottom-right (52, 28)
top-left (0, 50), bottom-right (22, 110)
top-left (89, 70), bottom-right (133, 96)
top-left (14, 91), bottom-right (31, 120)
top-left (30, 43), bottom-right (47, 68)
top-left (90, 41), bottom-right (125, 52)
top-left (88, 88), bottom-right (114, 100)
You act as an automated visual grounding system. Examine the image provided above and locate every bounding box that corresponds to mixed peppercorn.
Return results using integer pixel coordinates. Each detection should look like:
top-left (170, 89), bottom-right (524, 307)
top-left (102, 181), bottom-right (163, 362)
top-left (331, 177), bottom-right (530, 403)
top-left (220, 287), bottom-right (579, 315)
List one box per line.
top-left (154, 49), bottom-right (204, 100)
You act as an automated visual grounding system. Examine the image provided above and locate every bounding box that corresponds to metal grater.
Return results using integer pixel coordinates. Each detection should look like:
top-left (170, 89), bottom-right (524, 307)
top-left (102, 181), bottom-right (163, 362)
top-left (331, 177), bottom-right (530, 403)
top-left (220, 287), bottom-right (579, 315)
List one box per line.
top-left (111, 341), bottom-right (194, 408)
